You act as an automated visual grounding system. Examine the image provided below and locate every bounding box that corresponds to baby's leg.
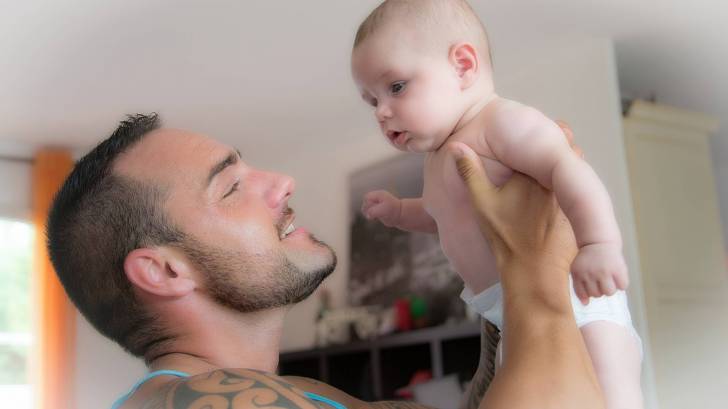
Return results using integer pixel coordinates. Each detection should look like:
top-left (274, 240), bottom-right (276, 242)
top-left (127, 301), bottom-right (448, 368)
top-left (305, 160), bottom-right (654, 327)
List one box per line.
top-left (580, 321), bottom-right (643, 409)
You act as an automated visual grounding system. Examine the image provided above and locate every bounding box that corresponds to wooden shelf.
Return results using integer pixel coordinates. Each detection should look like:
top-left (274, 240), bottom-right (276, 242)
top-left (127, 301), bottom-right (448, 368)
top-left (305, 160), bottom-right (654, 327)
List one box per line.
top-left (279, 320), bottom-right (482, 401)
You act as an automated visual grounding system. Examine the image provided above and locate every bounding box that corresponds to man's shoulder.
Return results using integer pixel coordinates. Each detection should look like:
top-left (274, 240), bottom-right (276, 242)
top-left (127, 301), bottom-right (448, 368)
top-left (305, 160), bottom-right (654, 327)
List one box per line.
top-left (141, 368), bottom-right (324, 409)
top-left (139, 369), bottom-right (433, 409)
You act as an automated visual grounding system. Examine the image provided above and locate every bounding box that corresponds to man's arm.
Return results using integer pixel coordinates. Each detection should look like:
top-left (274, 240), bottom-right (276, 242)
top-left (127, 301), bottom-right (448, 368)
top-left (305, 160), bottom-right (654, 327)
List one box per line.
top-left (459, 320), bottom-right (500, 409)
top-left (452, 143), bottom-right (605, 409)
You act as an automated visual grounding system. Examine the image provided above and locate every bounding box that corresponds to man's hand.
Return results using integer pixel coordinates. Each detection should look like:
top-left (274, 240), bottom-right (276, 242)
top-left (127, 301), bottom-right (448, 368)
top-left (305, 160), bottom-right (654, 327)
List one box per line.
top-left (448, 142), bottom-right (577, 276)
top-left (448, 138), bottom-right (605, 409)
top-left (361, 190), bottom-right (402, 227)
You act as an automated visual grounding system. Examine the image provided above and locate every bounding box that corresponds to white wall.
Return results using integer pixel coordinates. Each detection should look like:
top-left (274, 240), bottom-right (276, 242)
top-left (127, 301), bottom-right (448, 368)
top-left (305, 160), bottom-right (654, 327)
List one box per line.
top-left (71, 37), bottom-right (658, 408)
top-left (0, 160), bottom-right (31, 221)
top-left (74, 315), bottom-right (146, 409)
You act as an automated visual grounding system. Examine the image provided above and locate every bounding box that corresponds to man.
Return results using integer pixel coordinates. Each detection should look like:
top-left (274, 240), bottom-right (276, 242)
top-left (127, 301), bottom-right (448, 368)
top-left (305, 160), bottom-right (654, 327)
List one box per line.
top-left (47, 114), bottom-right (603, 408)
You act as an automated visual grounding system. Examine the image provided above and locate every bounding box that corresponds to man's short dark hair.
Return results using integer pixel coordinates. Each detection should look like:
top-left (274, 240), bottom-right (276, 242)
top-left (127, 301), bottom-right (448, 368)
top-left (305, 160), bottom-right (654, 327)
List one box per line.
top-left (47, 113), bottom-right (184, 360)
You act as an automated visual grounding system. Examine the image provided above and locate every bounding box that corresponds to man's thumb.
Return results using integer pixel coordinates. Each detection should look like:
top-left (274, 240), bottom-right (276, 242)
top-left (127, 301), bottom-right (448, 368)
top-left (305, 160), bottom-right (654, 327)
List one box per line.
top-left (448, 142), bottom-right (495, 195)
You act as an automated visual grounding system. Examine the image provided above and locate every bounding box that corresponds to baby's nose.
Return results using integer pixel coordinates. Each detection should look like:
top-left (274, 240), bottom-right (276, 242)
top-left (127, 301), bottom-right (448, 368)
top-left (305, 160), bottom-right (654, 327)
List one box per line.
top-left (375, 104), bottom-right (393, 121)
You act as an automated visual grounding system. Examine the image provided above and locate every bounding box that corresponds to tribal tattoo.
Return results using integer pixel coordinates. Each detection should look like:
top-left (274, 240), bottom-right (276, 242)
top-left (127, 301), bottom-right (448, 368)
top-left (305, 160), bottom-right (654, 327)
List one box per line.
top-left (143, 369), bottom-right (325, 409)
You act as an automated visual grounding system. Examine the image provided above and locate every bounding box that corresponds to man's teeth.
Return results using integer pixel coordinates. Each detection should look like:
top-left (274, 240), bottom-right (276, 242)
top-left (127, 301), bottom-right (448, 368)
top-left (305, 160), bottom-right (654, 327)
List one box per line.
top-left (280, 224), bottom-right (295, 239)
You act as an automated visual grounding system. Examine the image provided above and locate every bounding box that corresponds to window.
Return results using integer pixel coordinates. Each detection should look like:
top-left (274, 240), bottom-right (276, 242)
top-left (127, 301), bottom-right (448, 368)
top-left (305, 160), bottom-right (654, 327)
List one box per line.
top-left (0, 219), bottom-right (34, 409)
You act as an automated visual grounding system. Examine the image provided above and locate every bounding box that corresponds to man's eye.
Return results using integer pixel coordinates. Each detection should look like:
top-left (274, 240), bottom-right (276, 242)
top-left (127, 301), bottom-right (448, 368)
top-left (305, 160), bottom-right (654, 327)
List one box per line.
top-left (390, 81), bottom-right (407, 95)
top-left (223, 181), bottom-right (239, 199)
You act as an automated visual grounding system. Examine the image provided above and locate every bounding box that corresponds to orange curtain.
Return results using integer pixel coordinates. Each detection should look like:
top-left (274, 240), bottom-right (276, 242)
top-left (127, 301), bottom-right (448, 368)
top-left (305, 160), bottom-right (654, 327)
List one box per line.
top-left (32, 150), bottom-right (75, 409)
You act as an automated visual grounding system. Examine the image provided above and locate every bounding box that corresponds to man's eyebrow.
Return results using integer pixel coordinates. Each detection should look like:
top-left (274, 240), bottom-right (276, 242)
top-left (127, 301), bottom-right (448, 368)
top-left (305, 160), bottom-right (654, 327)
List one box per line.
top-left (207, 149), bottom-right (242, 187)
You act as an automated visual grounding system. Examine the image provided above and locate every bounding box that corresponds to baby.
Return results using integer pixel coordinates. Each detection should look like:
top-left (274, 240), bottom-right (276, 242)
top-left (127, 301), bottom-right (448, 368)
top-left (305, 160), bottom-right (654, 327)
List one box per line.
top-left (351, 1), bottom-right (643, 407)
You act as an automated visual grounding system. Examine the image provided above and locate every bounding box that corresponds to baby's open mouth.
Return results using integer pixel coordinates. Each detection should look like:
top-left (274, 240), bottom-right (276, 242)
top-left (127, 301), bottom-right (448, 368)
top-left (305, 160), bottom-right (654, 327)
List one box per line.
top-left (386, 130), bottom-right (408, 146)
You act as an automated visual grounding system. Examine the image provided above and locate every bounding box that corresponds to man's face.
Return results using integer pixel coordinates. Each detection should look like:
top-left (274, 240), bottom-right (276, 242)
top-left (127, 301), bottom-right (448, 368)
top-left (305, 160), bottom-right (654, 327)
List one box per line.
top-left (116, 129), bottom-right (336, 312)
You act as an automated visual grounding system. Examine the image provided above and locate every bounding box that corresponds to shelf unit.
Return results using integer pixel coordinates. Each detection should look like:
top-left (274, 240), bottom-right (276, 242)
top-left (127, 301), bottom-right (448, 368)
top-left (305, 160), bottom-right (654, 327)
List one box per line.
top-left (278, 320), bottom-right (482, 401)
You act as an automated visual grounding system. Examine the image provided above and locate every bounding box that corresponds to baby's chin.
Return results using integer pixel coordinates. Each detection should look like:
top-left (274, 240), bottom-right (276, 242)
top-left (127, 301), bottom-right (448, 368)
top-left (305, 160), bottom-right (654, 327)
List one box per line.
top-left (407, 137), bottom-right (447, 153)
top-left (405, 144), bottom-right (433, 153)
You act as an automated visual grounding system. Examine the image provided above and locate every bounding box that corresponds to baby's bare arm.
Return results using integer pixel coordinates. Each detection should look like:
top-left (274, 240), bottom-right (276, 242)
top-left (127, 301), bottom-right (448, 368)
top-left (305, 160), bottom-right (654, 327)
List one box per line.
top-left (362, 192), bottom-right (437, 233)
top-left (484, 99), bottom-right (621, 248)
top-left (398, 198), bottom-right (438, 233)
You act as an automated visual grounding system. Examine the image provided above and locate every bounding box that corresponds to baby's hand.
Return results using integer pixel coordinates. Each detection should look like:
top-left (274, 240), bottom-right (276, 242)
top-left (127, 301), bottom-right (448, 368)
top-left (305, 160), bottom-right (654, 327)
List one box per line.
top-left (361, 190), bottom-right (402, 227)
top-left (571, 242), bottom-right (629, 305)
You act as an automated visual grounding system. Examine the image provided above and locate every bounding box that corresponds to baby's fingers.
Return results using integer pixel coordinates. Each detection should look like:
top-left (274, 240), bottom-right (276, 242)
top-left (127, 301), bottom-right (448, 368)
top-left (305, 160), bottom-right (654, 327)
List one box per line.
top-left (555, 120), bottom-right (583, 158)
top-left (614, 264), bottom-right (630, 290)
top-left (598, 277), bottom-right (617, 297)
top-left (585, 279), bottom-right (601, 300)
top-left (574, 279), bottom-right (590, 306)
top-left (365, 203), bottom-right (385, 218)
top-left (361, 201), bottom-right (381, 219)
top-left (363, 191), bottom-right (384, 204)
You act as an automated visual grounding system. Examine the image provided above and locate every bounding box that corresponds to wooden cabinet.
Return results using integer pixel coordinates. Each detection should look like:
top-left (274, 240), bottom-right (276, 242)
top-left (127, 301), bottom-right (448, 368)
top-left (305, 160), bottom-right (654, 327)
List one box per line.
top-left (623, 100), bottom-right (728, 409)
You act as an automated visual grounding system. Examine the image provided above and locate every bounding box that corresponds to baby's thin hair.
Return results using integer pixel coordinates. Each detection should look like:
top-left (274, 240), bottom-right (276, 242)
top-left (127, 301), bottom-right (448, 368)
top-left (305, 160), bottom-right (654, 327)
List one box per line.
top-left (354, 0), bottom-right (492, 68)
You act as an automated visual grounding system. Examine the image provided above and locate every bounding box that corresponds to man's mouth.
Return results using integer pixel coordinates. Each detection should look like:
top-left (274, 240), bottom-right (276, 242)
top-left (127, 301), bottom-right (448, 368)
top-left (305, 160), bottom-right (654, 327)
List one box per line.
top-left (278, 208), bottom-right (297, 240)
top-left (280, 223), bottom-right (295, 239)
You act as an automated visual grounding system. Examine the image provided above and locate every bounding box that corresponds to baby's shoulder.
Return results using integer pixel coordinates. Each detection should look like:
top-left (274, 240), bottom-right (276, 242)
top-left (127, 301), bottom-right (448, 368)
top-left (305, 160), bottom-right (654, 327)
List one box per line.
top-left (482, 97), bottom-right (539, 125)
top-left (480, 97), bottom-right (554, 141)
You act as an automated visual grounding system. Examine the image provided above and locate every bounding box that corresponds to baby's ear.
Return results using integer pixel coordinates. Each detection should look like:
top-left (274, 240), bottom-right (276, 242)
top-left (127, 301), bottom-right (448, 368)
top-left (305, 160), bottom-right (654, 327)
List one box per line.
top-left (449, 43), bottom-right (479, 89)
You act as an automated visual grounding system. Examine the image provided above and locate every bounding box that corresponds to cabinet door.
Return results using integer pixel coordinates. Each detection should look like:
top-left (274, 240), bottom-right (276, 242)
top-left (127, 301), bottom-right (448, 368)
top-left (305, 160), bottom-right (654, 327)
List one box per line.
top-left (624, 103), bottom-right (728, 409)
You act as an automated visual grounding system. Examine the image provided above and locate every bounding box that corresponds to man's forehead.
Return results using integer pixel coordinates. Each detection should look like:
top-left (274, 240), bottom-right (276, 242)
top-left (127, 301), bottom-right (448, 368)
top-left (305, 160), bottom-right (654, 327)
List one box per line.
top-left (114, 128), bottom-right (232, 185)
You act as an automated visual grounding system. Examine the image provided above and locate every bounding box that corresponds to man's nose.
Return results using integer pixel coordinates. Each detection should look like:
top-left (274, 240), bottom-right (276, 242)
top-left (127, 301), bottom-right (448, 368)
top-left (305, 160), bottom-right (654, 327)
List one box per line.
top-left (264, 172), bottom-right (295, 209)
top-left (375, 103), bottom-right (393, 122)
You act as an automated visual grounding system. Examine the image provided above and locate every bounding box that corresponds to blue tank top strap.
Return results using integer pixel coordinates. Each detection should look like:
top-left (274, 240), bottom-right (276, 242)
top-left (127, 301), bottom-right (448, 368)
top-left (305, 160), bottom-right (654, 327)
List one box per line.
top-left (304, 391), bottom-right (348, 409)
top-left (110, 370), bottom-right (190, 409)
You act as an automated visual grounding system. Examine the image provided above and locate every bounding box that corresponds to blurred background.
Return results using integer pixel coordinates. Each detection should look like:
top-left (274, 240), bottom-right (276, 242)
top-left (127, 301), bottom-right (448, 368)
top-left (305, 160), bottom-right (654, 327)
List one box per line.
top-left (1, 1), bottom-right (727, 408)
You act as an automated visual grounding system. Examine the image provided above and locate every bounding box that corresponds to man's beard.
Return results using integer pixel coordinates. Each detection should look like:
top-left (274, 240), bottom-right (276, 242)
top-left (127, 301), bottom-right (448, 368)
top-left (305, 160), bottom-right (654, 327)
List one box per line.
top-left (177, 233), bottom-right (337, 313)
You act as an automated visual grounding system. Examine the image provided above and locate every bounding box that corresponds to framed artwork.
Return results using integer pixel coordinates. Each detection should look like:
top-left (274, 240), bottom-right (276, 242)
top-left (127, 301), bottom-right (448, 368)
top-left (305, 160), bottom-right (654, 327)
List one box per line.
top-left (348, 154), bottom-right (466, 326)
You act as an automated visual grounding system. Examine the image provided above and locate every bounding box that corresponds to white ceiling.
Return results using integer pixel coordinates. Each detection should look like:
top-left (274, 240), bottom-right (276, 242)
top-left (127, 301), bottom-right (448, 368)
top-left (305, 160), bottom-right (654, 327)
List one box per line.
top-left (1, 0), bottom-right (726, 159)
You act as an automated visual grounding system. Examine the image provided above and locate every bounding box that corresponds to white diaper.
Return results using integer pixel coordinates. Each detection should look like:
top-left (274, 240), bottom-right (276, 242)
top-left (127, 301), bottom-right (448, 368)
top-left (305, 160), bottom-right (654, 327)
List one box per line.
top-left (461, 278), bottom-right (643, 356)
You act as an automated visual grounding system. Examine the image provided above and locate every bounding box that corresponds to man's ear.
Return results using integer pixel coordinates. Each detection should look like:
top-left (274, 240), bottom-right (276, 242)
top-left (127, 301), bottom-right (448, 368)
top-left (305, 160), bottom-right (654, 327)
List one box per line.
top-left (449, 42), bottom-right (479, 89)
top-left (124, 247), bottom-right (197, 297)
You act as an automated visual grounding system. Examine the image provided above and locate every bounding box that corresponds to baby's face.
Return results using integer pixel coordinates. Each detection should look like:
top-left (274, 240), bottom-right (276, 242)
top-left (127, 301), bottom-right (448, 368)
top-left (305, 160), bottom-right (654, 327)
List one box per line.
top-left (351, 29), bottom-right (466, 153)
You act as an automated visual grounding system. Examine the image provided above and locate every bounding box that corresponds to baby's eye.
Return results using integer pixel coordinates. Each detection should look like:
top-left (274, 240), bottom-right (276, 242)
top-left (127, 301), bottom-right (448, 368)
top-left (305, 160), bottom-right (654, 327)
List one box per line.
top-left (389, 81), bottom-right (407, 95)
